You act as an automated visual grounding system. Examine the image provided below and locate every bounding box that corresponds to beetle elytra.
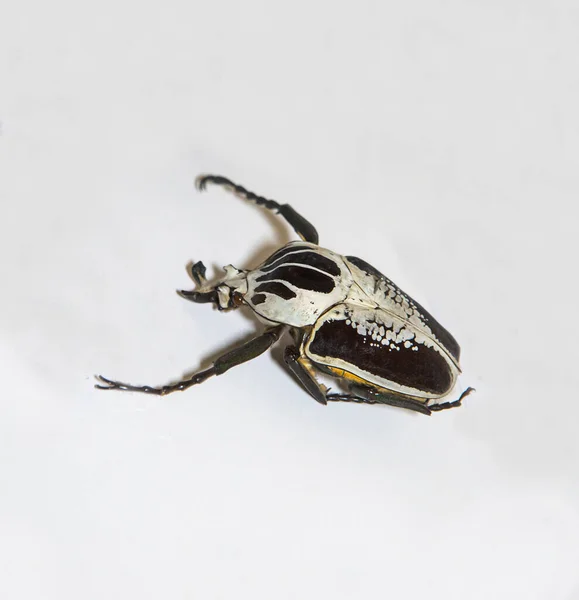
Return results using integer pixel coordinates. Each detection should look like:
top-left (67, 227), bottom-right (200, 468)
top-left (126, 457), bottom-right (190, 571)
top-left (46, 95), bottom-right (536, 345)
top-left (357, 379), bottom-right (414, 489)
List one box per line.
top-left (95, 175), bottom-right (474, 415)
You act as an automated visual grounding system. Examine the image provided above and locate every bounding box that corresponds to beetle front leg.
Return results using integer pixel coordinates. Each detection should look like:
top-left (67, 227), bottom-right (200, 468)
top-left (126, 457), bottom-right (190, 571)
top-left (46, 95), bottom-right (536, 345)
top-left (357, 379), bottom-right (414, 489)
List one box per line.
top-left (178, 260), bottom-right (220, 306)
top-left (95, 326), bottom-right (286, 396)
top-left (196, 174), bottom-right (320, 244)
top-left (177, 288), bottom-right (219, 305)
top-left (189, 260), bottom-right (208, 286)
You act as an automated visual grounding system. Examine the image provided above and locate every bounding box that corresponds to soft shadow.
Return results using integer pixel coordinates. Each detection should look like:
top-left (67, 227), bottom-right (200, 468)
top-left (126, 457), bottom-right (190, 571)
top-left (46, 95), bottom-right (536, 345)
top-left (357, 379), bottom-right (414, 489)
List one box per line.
top-left (237, 201), bottom-right (293, 270)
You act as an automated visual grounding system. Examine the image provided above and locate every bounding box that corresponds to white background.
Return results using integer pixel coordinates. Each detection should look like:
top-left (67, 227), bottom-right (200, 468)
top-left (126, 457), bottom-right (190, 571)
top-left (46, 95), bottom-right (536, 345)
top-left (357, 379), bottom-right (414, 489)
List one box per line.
top-left (1, 1), bottom-right (579, 598)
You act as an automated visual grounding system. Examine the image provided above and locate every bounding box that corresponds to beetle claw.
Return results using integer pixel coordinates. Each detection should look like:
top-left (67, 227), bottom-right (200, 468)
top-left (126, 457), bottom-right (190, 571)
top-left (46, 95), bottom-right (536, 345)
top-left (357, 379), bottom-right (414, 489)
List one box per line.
top-left (94, 374), bottom-right (121, 390)
top-left (195, 174), bottom-right (208, 191)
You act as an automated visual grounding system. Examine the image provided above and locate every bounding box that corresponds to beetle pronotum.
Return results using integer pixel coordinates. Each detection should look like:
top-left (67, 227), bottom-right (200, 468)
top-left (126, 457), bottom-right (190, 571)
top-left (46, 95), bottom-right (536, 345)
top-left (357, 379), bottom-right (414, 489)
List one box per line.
top-left (96, 175), bottom-right (474, 415)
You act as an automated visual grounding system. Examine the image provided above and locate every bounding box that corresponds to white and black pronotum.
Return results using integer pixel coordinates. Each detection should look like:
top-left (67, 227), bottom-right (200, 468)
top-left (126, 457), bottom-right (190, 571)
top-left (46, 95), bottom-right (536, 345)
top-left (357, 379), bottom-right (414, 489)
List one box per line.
top-left (96, 175), bottom-right (474, 415)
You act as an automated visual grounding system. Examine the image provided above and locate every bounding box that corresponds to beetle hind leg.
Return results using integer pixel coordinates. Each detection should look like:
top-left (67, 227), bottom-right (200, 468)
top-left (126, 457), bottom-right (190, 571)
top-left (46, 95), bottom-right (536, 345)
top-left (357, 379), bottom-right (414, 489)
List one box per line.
top-left (326, 386), bottom-right (433, 416)
top-left (196, 174), bottom-right (320, 244)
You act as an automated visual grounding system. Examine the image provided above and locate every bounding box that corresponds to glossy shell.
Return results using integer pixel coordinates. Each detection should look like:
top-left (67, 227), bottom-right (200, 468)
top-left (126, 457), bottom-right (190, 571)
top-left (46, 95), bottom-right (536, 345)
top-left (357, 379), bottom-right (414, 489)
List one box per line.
top-left (239, 241), bottom-right (461, 400)
top-left (245, 242), bottom-right (352, 327)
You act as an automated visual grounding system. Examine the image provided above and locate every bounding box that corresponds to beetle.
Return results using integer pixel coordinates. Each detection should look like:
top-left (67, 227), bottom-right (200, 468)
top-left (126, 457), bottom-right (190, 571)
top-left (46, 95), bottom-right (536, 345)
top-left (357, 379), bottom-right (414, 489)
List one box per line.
top-left (95, 175), bottom-right (474, 415)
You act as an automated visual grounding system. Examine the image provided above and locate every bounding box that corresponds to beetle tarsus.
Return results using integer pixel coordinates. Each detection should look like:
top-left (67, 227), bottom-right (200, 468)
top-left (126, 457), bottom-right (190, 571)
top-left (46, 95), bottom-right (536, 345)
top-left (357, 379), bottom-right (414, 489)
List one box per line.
top-left (196, 174), bottom-right (319, 244)
top-left (94, 371), bottom-right (214, 395)
top-left (326, 393), bottom-right (372, 404)
top-left (429, 386), bottom-right (475, 412)
top-left (333, 384), bottom-right (434, 415)
top-left (196, 174), bottom-right (280, 210)
top-left (94, 326), bottom-right (285, 397)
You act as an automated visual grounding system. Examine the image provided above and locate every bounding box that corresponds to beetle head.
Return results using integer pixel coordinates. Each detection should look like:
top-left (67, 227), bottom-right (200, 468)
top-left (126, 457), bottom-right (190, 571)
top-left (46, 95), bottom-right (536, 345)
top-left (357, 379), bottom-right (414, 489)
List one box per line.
top-left (216, 265), bottom-right (248, 310)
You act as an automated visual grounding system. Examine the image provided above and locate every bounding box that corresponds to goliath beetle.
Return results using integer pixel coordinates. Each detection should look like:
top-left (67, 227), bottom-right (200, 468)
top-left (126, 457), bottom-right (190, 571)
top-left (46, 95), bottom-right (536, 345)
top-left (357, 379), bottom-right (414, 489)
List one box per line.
top-left (96, 175), bottom-right (474, 415)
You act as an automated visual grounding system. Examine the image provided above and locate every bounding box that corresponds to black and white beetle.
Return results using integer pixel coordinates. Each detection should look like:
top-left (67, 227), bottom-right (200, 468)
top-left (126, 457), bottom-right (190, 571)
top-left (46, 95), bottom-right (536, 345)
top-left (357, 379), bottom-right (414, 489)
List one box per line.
top-left (96, 175), bottom-right (474, 415)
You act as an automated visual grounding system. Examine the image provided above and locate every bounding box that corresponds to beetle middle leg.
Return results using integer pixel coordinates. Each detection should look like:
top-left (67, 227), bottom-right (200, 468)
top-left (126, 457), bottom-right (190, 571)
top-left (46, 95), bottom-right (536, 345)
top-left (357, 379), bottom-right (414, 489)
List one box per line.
top-left (284, 347), bottom-right (383, 407)
top-left (284, 347), bottom-right (329, 405)
top-left (95, 326), bottom-right (285, 396)
top-left (196, 174), bottom-right (320, 244)
top-left (327, 385), bottom-right (433, 415)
